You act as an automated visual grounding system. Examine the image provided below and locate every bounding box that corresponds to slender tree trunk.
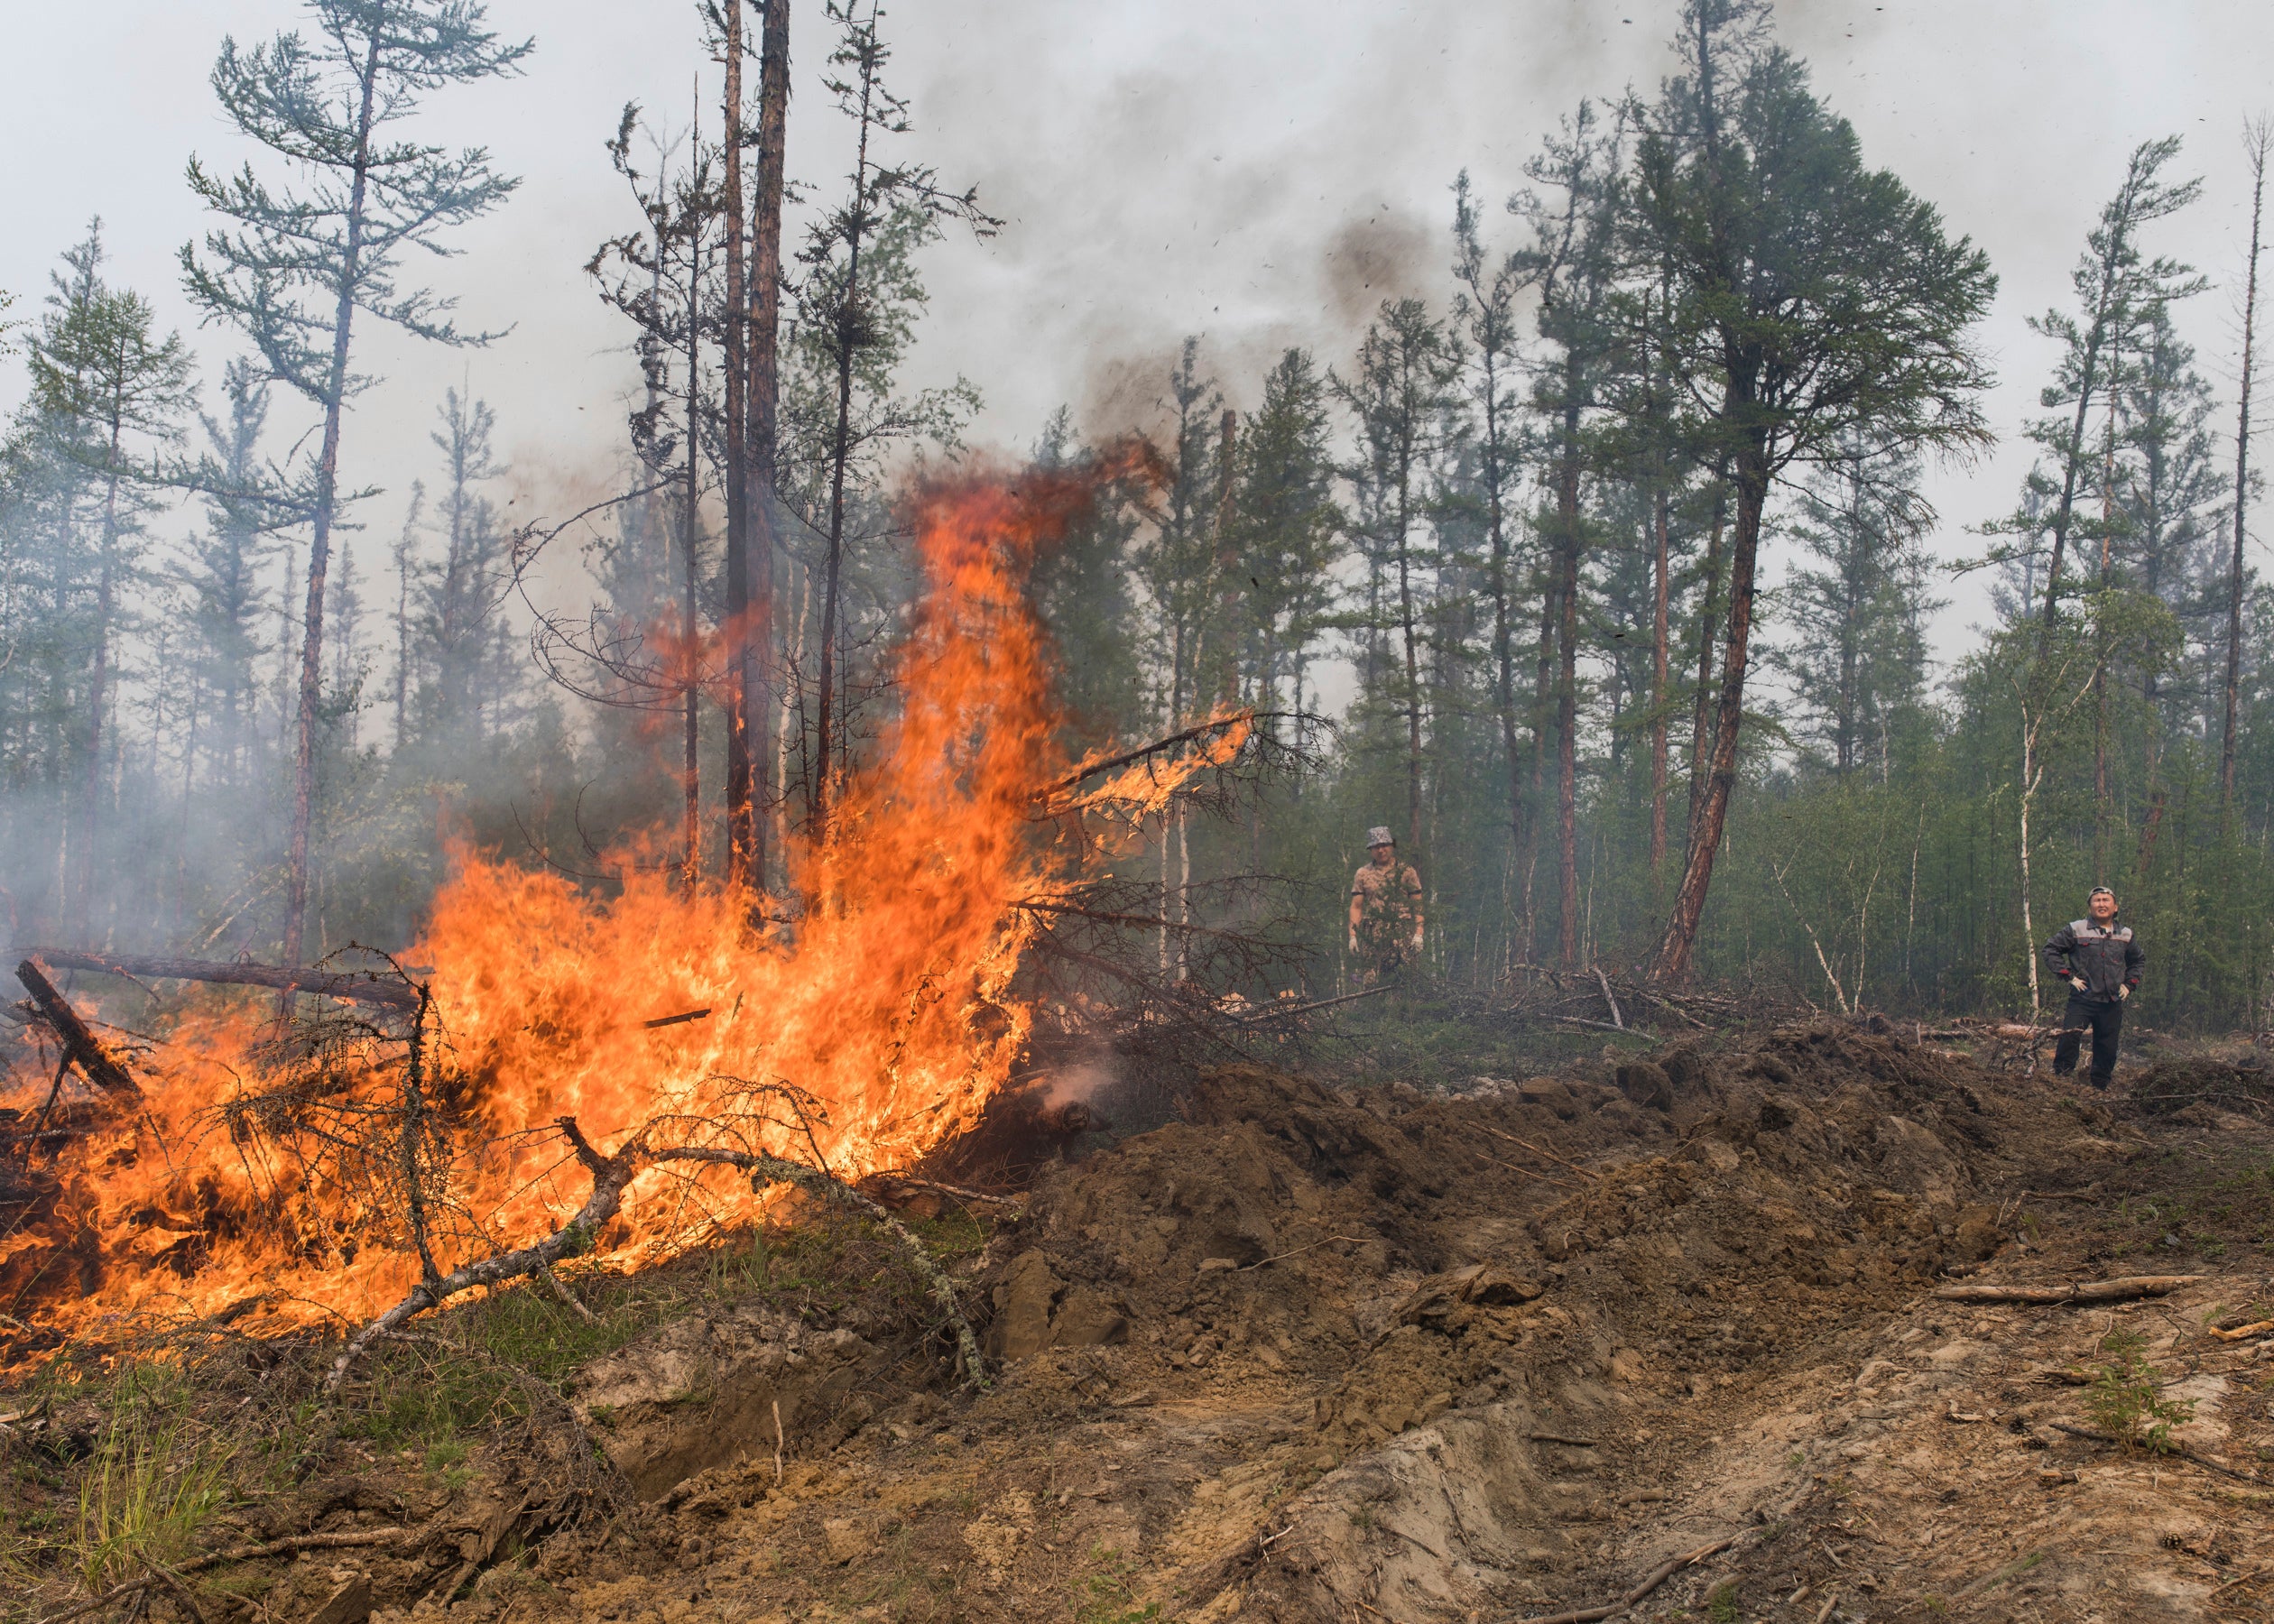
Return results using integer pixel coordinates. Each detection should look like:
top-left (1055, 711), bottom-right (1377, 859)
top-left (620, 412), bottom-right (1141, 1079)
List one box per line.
top-left (2226, 123), bottom-right (2268, 805)
top-left (1653, 448), bottom-right (1766, 981)
top-left (811, 60), bottom-right (876, 850)
top-left (1484, 373), bottom-right (1527, 880)
top-left (1650, 484), bottom-right (1670, 872)
top-left (72, 414), bottom-right (125, 937)
top-left (719, 2), bottom-right (755, 890)
top-left (282, 34), bottom-right (381, 971)
top-left (1395, 467), bottom-right (1424, 856)
top-left (1687, 479), bottom-right (1726, 832)
top-left (681, 368), bottom-right (702, 890)
top-left (746, 0), bottom-right (790, 890)
top-left (1555, 400), bottom-right (1582, 964)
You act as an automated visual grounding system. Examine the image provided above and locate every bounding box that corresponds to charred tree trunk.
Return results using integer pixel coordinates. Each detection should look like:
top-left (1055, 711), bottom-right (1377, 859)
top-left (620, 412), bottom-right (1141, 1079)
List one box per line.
top-left (719, 1), bottom-right (755, 890)
top-left (745, 0), bottom-right (791, 890)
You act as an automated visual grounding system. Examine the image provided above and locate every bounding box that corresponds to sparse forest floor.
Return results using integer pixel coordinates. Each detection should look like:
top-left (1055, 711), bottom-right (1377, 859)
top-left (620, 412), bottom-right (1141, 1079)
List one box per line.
top-left (8, 1015), bottom-right (2274, 1623)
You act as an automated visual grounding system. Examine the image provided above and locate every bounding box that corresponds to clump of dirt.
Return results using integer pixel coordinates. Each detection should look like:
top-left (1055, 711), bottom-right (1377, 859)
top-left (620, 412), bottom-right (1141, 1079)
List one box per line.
top-left (2127, 1053), bottom-right (2274, 1121)
top-left (9, 1020), bottom-right (2274, 1623)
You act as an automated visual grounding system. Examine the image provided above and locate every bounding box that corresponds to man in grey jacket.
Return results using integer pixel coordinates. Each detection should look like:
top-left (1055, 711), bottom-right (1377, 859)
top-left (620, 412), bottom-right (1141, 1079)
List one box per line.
top-left (2042, 886), bottom-right (2145, 1088)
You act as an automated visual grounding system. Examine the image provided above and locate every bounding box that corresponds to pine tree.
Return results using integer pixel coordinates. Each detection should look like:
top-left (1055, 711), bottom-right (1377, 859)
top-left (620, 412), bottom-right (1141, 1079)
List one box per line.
top-left (798, 0), bottom-right (995, 846)
top-left (181, 0), bottom-right (531, 967)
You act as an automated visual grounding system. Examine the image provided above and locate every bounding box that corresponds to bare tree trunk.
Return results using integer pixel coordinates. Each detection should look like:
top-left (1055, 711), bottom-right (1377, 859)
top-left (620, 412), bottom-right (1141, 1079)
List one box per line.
top-left (1395, 475), bottom-right (1425, 857)
top-left (2226, 119), bottom-right (2269, 806)
top-left (719, 1), bottom-right (755, 890)
top-left (1555, 414), bottom-right (1581, 965)
top-left (811, 56), bottom-right (878, 849)
top-left (745, 0), bottom-right (791, 891)
top-left (1687, 480), bottom-right (1726, 833)
top-left (1652, 454), bottom-right (1764, 981)
top-left (1650, 484), bottom-right (1670, 873)
top-left (72, 414), bottom-right (125, 938)
top-left (282, 34), bottom-right (381, 972)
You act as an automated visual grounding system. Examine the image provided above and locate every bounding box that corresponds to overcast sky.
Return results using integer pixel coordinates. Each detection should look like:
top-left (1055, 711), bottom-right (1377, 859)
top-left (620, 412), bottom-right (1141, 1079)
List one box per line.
top-left (5, 0), bottom-right (2270, 675)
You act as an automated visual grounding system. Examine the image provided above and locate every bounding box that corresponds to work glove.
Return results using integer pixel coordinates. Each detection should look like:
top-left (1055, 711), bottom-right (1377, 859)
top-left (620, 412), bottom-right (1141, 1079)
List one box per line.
top-left (1410, 928), bottom-right (1425, 953)
top-left (1347, 931), bottom-right (1358, 954)
top-left (2068, 976), bottom-right (2088, 995)
top-left (2117, 984), bottom-right (2131, 1001)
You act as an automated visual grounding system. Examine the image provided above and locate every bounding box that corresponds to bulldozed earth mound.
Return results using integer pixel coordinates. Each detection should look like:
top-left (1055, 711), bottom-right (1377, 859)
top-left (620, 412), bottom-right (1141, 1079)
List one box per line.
top-left (8, 1020), bottom-right (2274, 1622)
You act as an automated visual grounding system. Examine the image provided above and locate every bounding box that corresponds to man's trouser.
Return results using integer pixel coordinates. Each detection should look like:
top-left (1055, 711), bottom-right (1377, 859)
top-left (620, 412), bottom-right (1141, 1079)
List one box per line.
top-left (2053, 994), bottom-right (2123, 1085)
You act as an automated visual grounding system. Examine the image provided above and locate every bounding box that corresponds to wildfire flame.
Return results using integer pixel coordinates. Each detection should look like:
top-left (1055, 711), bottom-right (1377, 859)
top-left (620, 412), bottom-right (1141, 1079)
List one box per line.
top-left (0, 469), bottom-right (1245, 1350)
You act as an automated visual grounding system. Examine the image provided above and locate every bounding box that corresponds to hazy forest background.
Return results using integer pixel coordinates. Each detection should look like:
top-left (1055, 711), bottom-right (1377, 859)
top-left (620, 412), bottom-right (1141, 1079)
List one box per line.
top-left (4, 0), bottom-right (2273, 1032)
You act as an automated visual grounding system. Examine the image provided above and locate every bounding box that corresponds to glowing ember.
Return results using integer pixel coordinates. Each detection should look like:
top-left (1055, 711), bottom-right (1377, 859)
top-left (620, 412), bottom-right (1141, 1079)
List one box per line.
top-left (0, 470), bottom-right (1240, 1348)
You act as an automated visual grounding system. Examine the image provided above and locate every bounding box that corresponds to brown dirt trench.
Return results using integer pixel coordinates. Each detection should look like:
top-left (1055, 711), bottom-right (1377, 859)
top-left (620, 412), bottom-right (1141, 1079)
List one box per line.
top-left (374, 1027), bottom-right (2274, 1623)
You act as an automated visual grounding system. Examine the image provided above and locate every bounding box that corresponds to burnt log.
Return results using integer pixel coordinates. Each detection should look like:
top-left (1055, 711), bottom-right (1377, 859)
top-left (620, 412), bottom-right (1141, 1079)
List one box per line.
top-left (13, 949), bottom-right (421, 1011)
top-left (14, 960), bottom-right (140, 1102)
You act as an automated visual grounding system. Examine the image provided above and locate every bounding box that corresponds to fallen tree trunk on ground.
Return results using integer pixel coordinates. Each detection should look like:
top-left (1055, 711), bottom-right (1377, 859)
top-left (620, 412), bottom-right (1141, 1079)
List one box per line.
top-left (327, 1118), bottom-right (987, 1397)
top-left (14, 949), bottom-right (421, 1011)
top-left (14, 960), bottom-right (140, 1101)
top-left (1931, 1275), bottom-right (2201, 1306)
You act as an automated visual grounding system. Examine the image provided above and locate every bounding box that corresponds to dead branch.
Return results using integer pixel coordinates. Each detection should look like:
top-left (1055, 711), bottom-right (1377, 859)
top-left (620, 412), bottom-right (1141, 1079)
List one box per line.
top-left (16, 949), bottom-right (421, 1011)
top-left (34, 1529), bottom-right (409, 1624)
top-left (14, 960), bottom-right (139, 1102)
top-left (328, 1119), bottom-right (990, 1397)
top-left (1039, 710), bottom-right (1272, 798)
top-left (1592, 966), bottom-right (1624, 1029)
top-left (2048, 1421), bottom-right (2271, 1484)
top-left (1930, 1275), bottom-right (2202, 1306)
top-left (1523, 1534), bottom-right (1739, 1624)
top-left (655, 1144), bottom-right (985, 1387)
top-left (1234, 986), bottom-right (1391, 1024)
top-left (324, 1116), bottom-right (647, 1393)
top-left (2209, 1317), bottom-right (2274, 1342)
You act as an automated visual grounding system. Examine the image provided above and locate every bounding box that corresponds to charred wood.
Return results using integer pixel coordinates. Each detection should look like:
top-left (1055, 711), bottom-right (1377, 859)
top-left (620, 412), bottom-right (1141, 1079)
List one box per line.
top-left (14, 960), bottom-right (140, 1102)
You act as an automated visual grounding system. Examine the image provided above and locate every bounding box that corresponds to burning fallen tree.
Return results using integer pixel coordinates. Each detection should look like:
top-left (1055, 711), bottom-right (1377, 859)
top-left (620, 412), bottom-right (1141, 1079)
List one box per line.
top-left (0, 469), bottom-right (1262, 1370)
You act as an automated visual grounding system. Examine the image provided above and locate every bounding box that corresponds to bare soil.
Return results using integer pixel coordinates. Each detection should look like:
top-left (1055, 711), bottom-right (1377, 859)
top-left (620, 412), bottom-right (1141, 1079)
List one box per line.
top-left (10, 1020), bottom-right (2274, 1624)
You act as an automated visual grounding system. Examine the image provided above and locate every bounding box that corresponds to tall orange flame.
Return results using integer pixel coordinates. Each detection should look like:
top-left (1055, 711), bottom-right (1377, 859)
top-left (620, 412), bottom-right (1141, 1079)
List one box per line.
top-left (1, 469), bottom-right (1225, 1347)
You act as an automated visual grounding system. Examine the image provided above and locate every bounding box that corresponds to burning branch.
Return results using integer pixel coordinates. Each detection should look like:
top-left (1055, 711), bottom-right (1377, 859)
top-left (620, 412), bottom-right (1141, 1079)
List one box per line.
top-left (14, 959), bottom-right (140, 1102)
top-left (326, 1115), bottom-right (989, 1397)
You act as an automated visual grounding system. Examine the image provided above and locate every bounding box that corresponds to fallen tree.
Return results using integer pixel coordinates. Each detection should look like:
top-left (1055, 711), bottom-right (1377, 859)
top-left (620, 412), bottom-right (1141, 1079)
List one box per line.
top-left (14, 948), bottom-right (421, 1011)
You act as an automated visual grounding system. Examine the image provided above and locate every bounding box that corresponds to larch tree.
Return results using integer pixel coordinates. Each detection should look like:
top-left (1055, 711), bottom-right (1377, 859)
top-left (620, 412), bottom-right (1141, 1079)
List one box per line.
top-left (2223, 117), bottom-right (2269, 805)
top-left (1632, 1), bottom-right (1996, 981)
top-left (800, 0), bottom-right (995, 848)
top-left (2006, 136), bottom-right (2202, 635)
top-left (1449, 172), bottom-right (1535, 882)
top-left (1514, 101), bottom-right (1621, 964)
top-left (180, 0), bottom-right (531, 970)
top-left (25, 223), bottom-right (196, 936)
top-left (1334, 299), bottom-right (1460, 860)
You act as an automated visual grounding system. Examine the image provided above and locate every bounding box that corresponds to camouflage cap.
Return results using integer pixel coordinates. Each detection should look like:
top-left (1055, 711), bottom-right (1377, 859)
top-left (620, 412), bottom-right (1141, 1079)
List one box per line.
top-left (1365, 826), bottom-right (1395, 848)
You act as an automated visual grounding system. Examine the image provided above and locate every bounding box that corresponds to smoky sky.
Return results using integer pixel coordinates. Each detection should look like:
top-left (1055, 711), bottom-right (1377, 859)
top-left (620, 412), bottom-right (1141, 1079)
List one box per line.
top-left (4, 0), bottom-right (2271, 663)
